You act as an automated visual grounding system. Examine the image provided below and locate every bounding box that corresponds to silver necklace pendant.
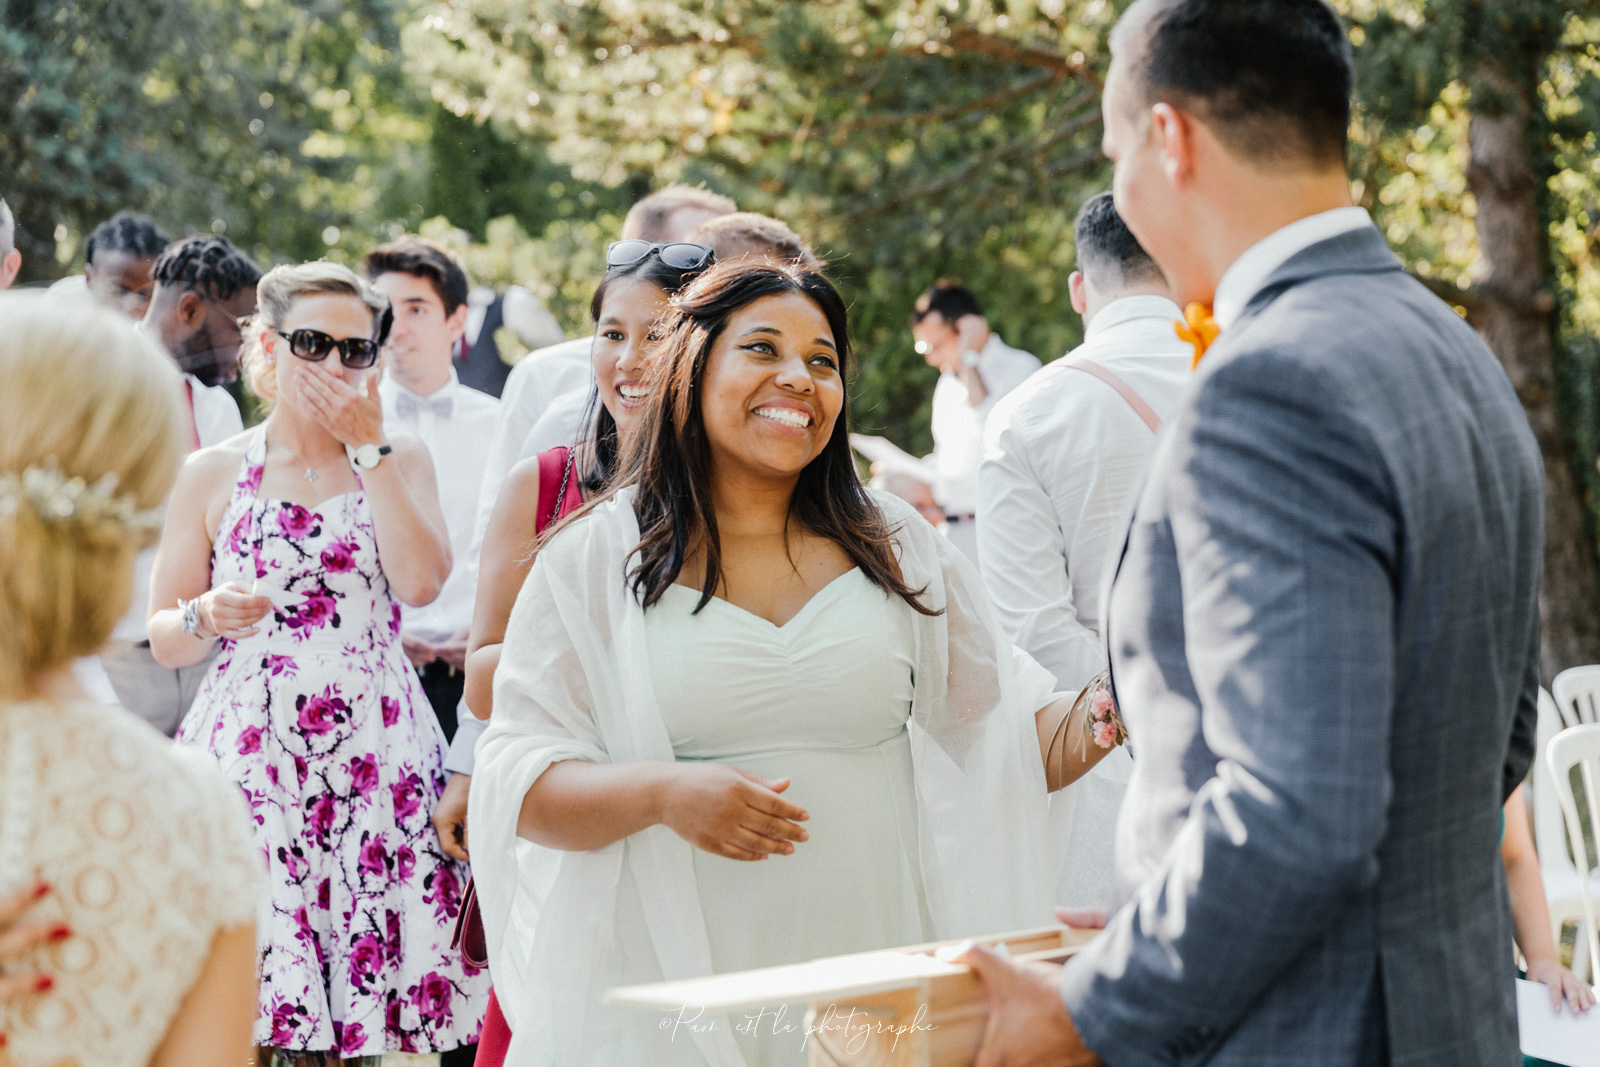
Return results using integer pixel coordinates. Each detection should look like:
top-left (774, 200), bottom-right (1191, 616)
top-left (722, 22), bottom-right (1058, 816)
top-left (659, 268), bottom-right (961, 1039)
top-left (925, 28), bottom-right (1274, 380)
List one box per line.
top-left (304, 467), bottom-right (320, 484)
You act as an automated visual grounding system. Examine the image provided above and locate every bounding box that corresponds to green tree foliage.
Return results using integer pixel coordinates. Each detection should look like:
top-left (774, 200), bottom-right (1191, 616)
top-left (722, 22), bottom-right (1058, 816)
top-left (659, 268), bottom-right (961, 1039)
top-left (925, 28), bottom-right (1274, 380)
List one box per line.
top-left (0, 0), bottom-right (428, 276)
top-left (410, 0), bottom-right (1122, 450)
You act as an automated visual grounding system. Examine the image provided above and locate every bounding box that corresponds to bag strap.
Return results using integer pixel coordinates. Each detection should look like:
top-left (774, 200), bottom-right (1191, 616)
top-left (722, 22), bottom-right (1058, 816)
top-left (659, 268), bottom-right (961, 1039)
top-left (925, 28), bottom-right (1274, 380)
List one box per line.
top-left (1065, 359), bottom-right (1162, 433)
top-left (534, 446), bottom-right (573, 535)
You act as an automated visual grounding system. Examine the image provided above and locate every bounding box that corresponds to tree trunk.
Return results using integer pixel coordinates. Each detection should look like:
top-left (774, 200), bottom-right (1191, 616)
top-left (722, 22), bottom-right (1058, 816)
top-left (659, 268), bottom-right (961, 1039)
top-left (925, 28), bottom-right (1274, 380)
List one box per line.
top-left (1467, 60), bottom-right (1600, 681)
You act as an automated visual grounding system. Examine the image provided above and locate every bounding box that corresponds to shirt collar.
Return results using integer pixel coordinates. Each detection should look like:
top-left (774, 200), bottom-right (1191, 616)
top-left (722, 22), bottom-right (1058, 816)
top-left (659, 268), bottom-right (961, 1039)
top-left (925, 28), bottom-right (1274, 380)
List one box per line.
top-left (381, 366), bottom-right (460, 405)
top-left (1084, 295), bottom-right (1186, 342)
top-left (1213, 206), bottom-right (1372, 330)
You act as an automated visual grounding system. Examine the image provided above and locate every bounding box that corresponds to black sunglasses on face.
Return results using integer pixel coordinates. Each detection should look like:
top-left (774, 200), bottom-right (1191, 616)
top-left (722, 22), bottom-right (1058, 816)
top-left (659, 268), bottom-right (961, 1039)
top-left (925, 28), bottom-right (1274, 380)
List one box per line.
top-left (275, 328), bottom-right (381, 369)
top-left (605, 239), bottom-right (715, 272)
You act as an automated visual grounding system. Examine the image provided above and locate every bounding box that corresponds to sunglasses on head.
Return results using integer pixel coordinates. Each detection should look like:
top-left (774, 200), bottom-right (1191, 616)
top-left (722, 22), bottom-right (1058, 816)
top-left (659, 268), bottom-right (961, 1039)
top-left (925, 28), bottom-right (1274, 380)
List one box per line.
top-left (275, 328), bottom-right (382, 369)
top-left (605, 239), bottom-right (715, 272)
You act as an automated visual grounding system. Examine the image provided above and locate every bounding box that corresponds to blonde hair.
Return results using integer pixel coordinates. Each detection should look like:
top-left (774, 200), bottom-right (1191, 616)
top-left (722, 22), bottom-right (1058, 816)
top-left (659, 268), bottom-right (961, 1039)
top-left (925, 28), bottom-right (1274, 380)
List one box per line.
top-left (240, 260), bottom-right (389, 408)
top-left (0, 292), bottom-right (185, 699)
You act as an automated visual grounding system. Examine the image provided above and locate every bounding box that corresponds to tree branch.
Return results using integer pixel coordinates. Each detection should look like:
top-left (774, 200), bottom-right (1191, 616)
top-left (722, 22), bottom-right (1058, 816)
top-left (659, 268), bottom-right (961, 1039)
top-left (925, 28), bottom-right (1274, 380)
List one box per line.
top-left (840, 100), bottom-right (1104, 222)
top-left (940, 26), bottom-right (1102, 89)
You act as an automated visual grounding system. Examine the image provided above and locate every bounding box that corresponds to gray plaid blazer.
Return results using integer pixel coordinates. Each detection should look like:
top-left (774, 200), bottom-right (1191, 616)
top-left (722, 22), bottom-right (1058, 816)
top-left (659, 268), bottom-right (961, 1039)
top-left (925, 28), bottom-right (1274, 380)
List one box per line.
top-left (1057, 225), bottom-right (1543, 1066)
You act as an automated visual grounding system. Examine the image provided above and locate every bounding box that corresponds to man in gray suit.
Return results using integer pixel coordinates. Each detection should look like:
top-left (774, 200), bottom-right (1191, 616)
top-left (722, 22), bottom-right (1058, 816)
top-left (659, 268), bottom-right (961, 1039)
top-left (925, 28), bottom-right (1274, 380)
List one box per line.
top-left (960, 1), bottom-right (1544, 1064)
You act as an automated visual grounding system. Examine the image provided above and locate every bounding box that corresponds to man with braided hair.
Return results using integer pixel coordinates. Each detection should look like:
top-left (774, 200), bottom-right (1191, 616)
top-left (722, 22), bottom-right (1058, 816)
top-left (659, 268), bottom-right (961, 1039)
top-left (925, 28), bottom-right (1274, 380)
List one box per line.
top-left (100, 235), bottom-right (261, 736)
top-left (143, 234), bottom-right (262, 391)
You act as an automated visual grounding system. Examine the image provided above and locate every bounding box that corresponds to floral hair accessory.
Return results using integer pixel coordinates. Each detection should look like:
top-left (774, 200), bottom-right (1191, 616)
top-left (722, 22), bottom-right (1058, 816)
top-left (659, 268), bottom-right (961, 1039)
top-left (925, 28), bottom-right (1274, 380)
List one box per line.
top-left (1175, 302), bottom-right (1219, 368)
top-left (0, 459), bottom-right (165, 544)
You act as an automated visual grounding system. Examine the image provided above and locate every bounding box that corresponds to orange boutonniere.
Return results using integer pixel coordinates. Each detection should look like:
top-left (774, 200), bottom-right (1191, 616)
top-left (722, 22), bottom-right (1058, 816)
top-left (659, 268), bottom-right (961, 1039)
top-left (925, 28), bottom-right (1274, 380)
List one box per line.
top-left (1175, 302), bottom-right (1219, 369)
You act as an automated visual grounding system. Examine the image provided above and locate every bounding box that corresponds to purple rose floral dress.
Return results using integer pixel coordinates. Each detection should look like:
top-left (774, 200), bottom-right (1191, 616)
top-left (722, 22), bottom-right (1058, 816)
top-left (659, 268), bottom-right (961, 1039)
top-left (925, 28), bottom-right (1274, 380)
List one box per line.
top-left (176, 431), bottom-right (489, 1056)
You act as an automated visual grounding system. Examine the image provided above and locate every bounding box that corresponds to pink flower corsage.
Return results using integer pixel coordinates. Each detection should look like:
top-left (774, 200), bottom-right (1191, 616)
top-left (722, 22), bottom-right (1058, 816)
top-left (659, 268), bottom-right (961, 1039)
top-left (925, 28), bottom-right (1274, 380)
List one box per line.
top-left (1076, 670), bottom-right (1128, 755)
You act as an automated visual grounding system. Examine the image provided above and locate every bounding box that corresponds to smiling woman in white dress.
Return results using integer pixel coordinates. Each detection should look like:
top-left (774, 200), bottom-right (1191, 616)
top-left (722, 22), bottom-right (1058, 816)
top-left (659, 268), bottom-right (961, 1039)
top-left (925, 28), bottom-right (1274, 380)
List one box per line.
top-left (0, 293), bottom-right (259, 1065)
top-left (469, 262), bottom-right (1112, 1066)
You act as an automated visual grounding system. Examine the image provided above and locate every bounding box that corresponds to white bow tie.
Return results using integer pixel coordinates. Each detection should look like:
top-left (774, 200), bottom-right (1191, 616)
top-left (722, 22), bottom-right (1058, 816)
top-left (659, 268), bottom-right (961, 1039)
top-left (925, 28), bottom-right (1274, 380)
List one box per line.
top-left (395, 391), bottom-right (452, 420)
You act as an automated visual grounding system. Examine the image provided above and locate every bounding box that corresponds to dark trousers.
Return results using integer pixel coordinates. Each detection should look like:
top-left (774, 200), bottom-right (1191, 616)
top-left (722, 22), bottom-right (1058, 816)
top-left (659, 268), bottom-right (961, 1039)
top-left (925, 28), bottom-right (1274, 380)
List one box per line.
top-left (417, 661), bottom-right (466, 741)
top-left (417, 661), bottom-right (475, 1066)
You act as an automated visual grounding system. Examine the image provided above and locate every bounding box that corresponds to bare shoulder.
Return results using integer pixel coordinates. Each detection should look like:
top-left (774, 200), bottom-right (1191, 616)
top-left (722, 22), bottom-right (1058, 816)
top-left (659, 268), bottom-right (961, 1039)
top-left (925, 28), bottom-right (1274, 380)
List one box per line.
top-left (504, 453), bottom-right (545, 500)
top-left (175, 430), bottom-right (252, 496)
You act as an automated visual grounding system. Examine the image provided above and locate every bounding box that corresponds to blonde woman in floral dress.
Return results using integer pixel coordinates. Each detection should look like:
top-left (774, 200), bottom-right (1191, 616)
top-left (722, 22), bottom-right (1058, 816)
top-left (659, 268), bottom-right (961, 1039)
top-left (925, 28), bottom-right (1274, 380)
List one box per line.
top-left (149, 263), bottom-right (489, 1065)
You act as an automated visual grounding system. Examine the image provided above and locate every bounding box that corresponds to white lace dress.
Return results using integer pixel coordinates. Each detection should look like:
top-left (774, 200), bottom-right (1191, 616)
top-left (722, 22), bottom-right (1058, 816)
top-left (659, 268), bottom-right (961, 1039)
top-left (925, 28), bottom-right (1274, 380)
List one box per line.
top-left (0, 699), bottom-right (262, 1066)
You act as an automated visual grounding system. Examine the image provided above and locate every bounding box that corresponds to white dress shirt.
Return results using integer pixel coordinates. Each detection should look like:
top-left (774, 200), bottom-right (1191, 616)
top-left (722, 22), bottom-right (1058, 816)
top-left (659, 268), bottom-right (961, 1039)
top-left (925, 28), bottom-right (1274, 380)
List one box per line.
top-left (977, 295), bottom-right (1192, 906)
top-left (927, 333), bottom-right (1040, 563)
top-left (114, 376), bottom-right (243, 642)
top-left (929, 333), bottom-right (1041, 518)
top-left (379, 369), bottom-right (500, 645)
top-left (466, 336), bottom-right (593, 580)
top-left (519, 388), bottom-right (591, 459)
top-left (1213, 206), bottom-right (1371, 328)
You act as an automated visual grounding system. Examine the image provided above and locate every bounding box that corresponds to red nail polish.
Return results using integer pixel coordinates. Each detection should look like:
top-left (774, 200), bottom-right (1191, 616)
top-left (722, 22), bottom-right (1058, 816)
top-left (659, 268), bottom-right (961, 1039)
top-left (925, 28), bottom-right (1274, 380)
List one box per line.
top-left (32, 881), bottom-right (50, 899)
top-left (47, 923), bottom-right (71, 942)
top-left (34, 974), bottom-right (54, 993)
top-left (0, 1031), bottom-right (9, 1048)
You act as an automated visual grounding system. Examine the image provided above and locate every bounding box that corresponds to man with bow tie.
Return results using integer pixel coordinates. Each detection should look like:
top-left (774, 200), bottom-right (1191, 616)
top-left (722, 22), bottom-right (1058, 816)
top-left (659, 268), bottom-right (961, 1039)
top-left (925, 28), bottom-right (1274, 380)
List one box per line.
top-left (367, 237), bottom-right (500, 754)
top-left (960, 0), bottom-right (1543, 1064)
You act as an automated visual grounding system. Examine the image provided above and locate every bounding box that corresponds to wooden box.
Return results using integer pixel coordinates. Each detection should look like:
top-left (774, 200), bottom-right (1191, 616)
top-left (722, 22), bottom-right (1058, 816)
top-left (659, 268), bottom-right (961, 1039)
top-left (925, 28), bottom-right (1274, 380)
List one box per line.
top-left (606, 924), bottom-right (1097, 1066)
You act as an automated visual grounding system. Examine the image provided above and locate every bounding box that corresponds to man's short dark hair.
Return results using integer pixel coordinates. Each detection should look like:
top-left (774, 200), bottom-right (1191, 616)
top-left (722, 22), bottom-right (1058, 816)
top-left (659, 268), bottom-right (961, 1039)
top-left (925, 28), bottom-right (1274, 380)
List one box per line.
top-left (1074, 192), bottom-right (1163, 287)
top-left (85, 212), bottom-right (170, 266)
top-left (1120, 0), bottom-right (1352, 167)
top-left (152, 235), bottom-right (262, 302)
top-left (910, 280), bottom-right (983, 327)
top-left (364, 236), bottom-right (470, 316)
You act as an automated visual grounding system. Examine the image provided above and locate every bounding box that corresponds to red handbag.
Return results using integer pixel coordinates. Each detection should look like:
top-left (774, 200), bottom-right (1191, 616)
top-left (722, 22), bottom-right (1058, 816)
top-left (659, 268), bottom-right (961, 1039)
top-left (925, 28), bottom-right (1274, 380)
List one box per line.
top-left (451, 446), bottom-right (580, 972)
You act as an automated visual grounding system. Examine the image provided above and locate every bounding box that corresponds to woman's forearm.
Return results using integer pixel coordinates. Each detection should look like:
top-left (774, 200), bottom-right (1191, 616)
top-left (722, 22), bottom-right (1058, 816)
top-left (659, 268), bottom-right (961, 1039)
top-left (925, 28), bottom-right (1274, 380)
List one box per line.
top-left (517, 759), bottom-right (674, 850)
top-left (1036, 697), bottom-right (1113, 793)
top-left (365, 457), bottom-right (451, 606)
top-left (463, 643), bottom-right (501, 721)
top-left (147, 606), bottom-right (218, 669)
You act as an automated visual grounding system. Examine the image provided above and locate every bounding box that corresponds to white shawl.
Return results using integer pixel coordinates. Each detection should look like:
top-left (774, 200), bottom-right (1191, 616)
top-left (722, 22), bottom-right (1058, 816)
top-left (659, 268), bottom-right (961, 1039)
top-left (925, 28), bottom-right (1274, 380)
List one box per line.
top-left (468, 487), bottom-right (1061, 1065)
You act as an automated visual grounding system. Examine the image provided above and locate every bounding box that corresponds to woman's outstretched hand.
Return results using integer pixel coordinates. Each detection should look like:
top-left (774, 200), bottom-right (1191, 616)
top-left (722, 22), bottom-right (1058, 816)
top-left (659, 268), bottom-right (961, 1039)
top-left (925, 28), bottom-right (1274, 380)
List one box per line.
top-left (660, 765), bottom-right (810, 861)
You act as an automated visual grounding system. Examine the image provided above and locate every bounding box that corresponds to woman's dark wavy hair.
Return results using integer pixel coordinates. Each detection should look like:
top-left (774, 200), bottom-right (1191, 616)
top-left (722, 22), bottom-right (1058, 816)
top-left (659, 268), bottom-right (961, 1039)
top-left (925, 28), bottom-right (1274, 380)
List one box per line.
top-left (575, 251), bottom-right (712, 493)
top-left (621, 260), bottom-right (936, 616)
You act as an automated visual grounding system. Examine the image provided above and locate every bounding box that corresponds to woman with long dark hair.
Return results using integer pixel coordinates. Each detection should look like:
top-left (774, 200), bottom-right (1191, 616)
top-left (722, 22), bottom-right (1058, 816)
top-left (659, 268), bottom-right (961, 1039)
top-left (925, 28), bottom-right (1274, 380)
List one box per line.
top-left (469, 261), bottom-right (1105, 1065)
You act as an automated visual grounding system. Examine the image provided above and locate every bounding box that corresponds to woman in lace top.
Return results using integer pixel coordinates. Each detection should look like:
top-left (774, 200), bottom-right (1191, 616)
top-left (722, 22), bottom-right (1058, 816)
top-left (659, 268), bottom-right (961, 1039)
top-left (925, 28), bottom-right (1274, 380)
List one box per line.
top-left (0, 292), bottom-right (261, 1064)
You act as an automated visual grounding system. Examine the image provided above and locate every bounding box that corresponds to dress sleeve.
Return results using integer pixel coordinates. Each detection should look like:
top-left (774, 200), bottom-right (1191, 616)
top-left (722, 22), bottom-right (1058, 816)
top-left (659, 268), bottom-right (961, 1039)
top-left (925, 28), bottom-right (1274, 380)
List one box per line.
top-left (872, 490), bottom-right (1062, 937)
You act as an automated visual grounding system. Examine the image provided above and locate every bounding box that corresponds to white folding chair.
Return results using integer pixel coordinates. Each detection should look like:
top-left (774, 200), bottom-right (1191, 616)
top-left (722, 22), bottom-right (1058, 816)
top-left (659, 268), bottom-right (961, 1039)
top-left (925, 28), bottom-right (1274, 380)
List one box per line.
top-left (1534, 688), bottom-right (1596, 977)
top-left (1546, 722), bottom-right (1600, 983)
top-left (1552, 665), bottom-right (1600, 728)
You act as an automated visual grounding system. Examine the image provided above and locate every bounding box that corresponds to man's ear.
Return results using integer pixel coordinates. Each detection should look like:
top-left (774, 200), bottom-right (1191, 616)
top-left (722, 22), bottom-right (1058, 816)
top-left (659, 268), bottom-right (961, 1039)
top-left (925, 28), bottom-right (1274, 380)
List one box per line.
top-left (1068, 271), bottom-right (1088, 316)
top-left (1151, 102), bottom-right (1198, 188)
top-left (445, 300), bottom-right (470, 346)
top-left (177, 289), bottom-right (206, 329)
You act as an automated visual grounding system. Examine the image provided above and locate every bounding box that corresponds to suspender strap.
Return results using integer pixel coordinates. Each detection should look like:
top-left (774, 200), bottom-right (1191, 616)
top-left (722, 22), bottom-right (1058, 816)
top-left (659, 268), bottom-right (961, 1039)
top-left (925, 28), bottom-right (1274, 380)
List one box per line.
top-left (1064, 359), bottom-right (1162, 433)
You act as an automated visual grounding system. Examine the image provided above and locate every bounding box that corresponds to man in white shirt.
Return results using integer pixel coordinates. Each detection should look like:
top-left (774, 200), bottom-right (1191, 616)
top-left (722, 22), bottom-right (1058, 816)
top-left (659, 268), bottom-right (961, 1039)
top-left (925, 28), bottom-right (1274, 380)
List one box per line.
top-left (367, 237), bottom-right (501, 744)
top-left (101, 235), bottom-right (259, 733)
top-left (910, 280), bottom-right (1040, 560)
top-left (978, 191), bottom-right (1191, 907)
